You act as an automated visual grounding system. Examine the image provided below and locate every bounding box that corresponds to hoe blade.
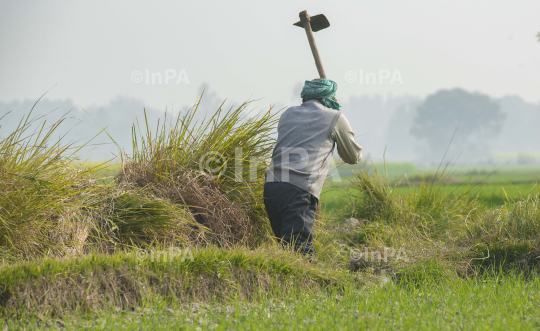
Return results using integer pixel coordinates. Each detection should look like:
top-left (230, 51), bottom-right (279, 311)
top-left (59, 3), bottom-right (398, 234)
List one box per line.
top-left (293, 14), bottom-right (330, 32)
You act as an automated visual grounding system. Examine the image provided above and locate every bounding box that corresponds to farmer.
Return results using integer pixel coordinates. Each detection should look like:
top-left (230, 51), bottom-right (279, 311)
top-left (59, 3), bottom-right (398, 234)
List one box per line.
top-left (264, 78), bottom-right (362, 257)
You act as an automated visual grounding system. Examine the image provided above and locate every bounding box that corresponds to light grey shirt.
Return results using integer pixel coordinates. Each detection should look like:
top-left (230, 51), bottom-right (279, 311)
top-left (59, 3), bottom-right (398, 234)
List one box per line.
top-left (266, 99), bottom-right (362, 198)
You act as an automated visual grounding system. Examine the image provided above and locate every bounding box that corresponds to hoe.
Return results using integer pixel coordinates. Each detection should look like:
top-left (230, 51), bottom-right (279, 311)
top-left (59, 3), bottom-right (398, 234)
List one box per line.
top-left (293, 10), bottom-right (331, 78)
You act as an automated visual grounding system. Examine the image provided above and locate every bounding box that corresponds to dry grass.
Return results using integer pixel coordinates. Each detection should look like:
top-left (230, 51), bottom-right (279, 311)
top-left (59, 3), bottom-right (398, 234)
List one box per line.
top-left (116, 166), bottom-right (257, 247)
top-left (114, 95), bottom-right (280, 248)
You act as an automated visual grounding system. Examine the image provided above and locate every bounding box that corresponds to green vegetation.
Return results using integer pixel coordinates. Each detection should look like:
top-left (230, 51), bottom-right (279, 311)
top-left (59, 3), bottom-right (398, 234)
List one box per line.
top-left (1, 98), bottom-right (540, 329)
top-left (322, 181), bottom-right (540, 211)
top-left (0, 96), bottom-right (279, 263)
top-left (0, 246), bottom-right (343, 321)
top-left (6, 273), bottom-right (539, 330)
top-left (337, 166), bottom-right (540, 270)
top-left (0, 104), bottom-right (104, 260)
top-left (117, 98), bottom-right (278, 247)
top-left (324, 161), bottom-right (540, 210)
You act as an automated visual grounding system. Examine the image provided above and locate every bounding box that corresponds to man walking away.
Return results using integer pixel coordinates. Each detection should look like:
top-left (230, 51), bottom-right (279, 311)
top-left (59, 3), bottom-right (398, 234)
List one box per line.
top-left (264, 78), bottom-right (362, 257)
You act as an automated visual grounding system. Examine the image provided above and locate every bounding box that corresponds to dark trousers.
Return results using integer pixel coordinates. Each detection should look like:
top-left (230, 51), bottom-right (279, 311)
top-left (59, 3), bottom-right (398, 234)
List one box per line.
top-left (263, 182), bottom-right (318, 256)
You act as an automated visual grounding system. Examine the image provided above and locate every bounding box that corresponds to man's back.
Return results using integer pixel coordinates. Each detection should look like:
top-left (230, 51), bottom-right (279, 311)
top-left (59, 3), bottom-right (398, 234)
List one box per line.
top-left (266, 99), bottom-right (349, 199)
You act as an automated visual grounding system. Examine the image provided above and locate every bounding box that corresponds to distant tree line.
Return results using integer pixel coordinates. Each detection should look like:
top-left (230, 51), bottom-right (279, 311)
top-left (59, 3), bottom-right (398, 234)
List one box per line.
top-left (410, 89), bottom-right (505, 161)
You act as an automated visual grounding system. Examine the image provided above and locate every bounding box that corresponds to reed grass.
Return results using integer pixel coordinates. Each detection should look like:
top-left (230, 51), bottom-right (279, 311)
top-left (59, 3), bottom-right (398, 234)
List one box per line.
top-left (117, 95), bottom-right (280, 247)
top-left (324, 162), bottom-right (540, 278)
top-left (0, 95), bottom-right (280, 260)
top-left (0, 104), bottom-right (104, 260)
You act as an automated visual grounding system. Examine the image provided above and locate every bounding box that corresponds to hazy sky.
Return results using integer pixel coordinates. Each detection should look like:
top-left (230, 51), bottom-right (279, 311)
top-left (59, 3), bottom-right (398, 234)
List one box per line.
top-left (1, 0), bottom-right (539, 111)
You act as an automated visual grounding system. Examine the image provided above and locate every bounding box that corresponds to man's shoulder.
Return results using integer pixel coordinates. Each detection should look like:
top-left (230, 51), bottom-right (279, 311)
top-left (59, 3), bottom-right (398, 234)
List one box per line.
top-left (295, 100), bottom-right (340, 114)
top-left (280, 101), bottom-right (341, 125)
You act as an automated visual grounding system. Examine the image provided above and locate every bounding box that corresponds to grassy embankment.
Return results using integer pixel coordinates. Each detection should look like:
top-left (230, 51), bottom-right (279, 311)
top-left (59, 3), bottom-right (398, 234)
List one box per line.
top-left (6, 273), bottom-right (540, 330)
top-left (1, 97), bottom-right (540, 329)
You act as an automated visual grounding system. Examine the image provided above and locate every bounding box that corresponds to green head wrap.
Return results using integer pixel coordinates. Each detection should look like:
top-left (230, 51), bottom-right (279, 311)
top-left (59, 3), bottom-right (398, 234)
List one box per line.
top-left (300, 78), bottom-right (341, 111)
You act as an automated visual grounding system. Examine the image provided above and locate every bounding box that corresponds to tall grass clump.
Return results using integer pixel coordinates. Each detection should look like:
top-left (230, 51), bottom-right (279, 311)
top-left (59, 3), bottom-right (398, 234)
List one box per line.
top-left (464, 189), bottom-right (540, 242)
top-left (350, 164), bottom-right (479, 233)
top-left (460, 190), bottom-right (540, 268)
top-left (0, 108), bottom-right (103, 260)
top-left (116, 96), bottom-right (280, 247)
top-left (335, 162), bottom-right (540, 277)
top-left (0, 103), bottom-right (212, 261)
top-left (0, 95), bottom-right (280, 262)
top-left (334, 163), bottom-right (482, 276)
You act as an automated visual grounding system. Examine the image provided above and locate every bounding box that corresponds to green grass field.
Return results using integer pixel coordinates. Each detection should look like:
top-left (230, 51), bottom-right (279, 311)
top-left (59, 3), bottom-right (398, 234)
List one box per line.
top-left (323, 162), bottom-right (540, 212)
top-left (3, 158), bottom-right (540, 330)
top-left (322, 182), bottom-right (540, 212)
top-left (2, 106), bottom-right (540, 330)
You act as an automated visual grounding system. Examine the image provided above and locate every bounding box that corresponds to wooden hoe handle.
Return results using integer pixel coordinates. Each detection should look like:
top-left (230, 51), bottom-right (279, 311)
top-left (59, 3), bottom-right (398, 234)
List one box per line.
top-left (299, 10), bottom-right (326, 79)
